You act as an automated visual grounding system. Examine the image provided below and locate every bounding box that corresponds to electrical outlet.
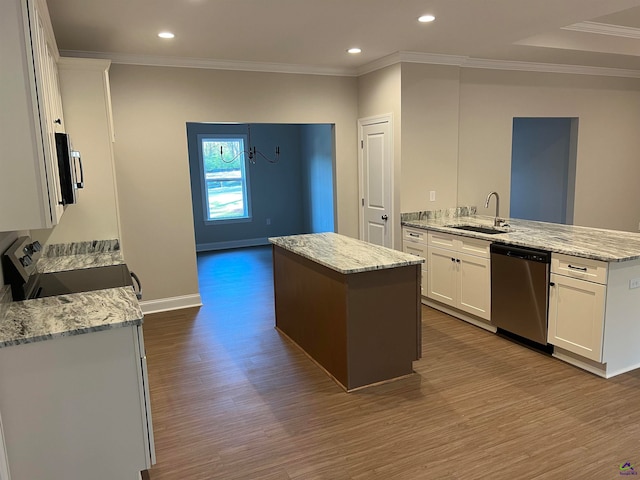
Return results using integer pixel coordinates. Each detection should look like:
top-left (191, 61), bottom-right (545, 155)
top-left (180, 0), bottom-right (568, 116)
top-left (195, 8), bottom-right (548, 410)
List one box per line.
top-left (630, 278), bottom-right (640, 289)
top-left (429, 191), bottom-right (436, 202)
top-left (266, 218), bottom-right (271, 225)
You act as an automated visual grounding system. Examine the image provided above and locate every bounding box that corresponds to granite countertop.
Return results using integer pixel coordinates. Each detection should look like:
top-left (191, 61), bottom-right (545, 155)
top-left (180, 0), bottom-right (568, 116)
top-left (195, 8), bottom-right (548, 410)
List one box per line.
top-left (37, 239), bottom-right (124, 273)
top-left (0, 239), bottom-right (142, 348)
top-left (269, 232), bottom-right (424, 274)
top-left (0, 288), bottom-right (143, 348)
top-left (402, 214), bottom-right (640, 262)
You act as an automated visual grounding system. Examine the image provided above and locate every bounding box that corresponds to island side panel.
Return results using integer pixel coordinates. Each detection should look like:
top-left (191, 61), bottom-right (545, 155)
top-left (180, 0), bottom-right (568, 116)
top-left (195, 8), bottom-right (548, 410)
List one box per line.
top-left (272, 245), bottom-right (349, 388)
top-left (346, 264), bottom-right (421, 390)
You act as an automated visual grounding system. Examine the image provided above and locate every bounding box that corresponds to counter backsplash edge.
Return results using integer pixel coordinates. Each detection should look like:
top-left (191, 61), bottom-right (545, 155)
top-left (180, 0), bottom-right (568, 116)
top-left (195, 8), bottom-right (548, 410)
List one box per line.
top-left (43, 239), bottom-right (120, 258)
top-left (401, 206), bottom-right (477, 222)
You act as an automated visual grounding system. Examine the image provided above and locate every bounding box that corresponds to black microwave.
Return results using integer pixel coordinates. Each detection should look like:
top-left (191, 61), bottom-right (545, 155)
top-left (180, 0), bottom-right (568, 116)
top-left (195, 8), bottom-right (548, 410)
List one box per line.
top-left (55, 132), bottom-right (84, 205)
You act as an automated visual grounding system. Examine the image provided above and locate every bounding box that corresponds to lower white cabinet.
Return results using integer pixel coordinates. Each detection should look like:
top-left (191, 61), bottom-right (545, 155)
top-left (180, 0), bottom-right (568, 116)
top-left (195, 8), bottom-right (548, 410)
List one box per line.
top-left (402, 227), bottom-right (427, 296)
top-left (427, 232), bottom-right (491, 321)
top-left (547, 253), bottom-right (608, 363)
top-left (548, 273), bottom-right (606, 362)
top-left (0, 326), bottom-right (154, 480)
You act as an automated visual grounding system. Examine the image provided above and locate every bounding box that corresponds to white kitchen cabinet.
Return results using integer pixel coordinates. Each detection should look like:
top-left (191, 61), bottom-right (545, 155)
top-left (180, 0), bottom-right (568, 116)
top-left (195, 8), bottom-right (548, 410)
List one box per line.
top-left (427, 232), bottom-right (491, 320)
top-left (548, 272), bottom-right (606, 362)
top-left (402, 227), bottom-right (427, 296)
top-left (0, 0), bottom-right (66, 231)
top-left (0, 326), bottom-right (154, 480)
top-left (548, 253), bottom-right (608, 363)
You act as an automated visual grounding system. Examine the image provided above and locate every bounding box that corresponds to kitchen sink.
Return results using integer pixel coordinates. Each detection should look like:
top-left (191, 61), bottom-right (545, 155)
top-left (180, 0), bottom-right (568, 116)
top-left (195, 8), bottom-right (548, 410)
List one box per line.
top-left (446, 224), bottom-right (509, 235)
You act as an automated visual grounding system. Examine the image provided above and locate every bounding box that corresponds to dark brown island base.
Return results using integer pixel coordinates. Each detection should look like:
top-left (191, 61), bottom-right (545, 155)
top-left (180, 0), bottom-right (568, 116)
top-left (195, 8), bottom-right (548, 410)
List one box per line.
top-left (269, 233), bottom-right (424, 392)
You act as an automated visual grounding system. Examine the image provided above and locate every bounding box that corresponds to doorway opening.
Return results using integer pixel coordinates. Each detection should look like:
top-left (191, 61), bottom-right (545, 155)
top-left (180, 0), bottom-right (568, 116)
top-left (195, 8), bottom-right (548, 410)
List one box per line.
top-left (186, 123), bottom-right (335, 252)
top-left (510, 117), bottom-right (578, 224)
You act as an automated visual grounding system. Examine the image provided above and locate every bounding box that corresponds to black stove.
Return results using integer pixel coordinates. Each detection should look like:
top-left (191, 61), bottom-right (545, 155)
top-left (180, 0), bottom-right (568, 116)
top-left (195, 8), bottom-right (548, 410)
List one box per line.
top-left (2, 236), bottom-right (136, 301)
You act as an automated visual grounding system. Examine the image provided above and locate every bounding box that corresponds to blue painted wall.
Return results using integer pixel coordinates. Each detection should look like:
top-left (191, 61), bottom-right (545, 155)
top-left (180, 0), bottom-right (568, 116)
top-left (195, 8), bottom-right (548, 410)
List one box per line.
top-left (187, 123), bottom-right (334, 250)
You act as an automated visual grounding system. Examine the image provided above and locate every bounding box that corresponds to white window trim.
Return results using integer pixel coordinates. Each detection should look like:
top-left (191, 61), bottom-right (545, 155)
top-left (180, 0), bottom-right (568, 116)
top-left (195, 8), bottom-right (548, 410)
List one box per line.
top-left (197, 133), bottom-right (253, 224)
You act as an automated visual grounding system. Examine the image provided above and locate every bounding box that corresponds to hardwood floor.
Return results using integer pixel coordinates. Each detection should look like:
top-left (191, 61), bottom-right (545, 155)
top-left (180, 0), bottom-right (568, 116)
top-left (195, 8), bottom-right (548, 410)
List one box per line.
top-left (143, 245), bottom-right (640, 479)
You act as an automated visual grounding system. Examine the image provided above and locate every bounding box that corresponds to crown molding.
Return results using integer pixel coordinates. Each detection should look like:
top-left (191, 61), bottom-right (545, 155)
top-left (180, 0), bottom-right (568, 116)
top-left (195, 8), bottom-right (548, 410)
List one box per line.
top-left (59, 50), bottom-right (358, 77)
top-left (357, 51), bottom-right (640, 79)
top-left (61, 49), bottom-right (640, 80)
top-left (562, 21), bottom-right (640, 39)
top-left (461, 57), bottom-right (640, 78)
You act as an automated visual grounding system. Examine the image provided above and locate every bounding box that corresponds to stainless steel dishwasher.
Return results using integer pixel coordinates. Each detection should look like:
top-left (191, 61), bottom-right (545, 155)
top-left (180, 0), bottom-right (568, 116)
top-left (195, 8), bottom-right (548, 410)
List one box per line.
top-left (490, 243), bottom-right (551, 346)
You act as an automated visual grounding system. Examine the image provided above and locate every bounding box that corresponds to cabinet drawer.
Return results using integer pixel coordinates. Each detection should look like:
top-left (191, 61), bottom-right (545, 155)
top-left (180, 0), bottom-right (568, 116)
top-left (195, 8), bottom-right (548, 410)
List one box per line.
top-left (402, 242), bottom-right (427, 271)
top-left (428, 231), bottom-right (455, 249)
top-left (552, 254), bottom-right (608, 285)
top-left (403, 227), bottom-right (427, 244)
top-left (458, 237), bottom-right (490, 258)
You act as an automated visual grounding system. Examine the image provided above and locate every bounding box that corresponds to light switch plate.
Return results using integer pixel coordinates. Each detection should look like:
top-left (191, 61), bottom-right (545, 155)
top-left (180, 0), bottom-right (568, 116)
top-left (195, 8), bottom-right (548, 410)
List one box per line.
top-left (429, 191), bottom-right (436, 202)
top-left (630, 278), bottom-right (640, 289)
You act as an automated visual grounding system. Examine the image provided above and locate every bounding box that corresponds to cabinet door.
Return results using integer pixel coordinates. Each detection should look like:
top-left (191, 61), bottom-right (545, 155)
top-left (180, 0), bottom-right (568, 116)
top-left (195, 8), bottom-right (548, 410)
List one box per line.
top-left (30, 0), bottom-right (65, 224)
top-left (427, 246), bottom-right (456, 307)
top-left (548, 273), bottom-right (606, 362)
top-left (457, 252), bottom-right (491, 320)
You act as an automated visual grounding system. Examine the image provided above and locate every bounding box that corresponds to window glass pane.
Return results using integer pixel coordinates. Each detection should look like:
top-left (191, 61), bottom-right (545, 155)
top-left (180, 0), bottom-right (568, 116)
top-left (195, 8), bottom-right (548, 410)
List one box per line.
top-left (201, 138), bottom-right (249, 221)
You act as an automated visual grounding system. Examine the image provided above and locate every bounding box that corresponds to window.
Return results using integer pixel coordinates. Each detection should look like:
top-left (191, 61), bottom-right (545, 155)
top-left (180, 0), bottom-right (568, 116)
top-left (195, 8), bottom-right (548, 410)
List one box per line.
top-left (199, 134), bottom-right (251, 223)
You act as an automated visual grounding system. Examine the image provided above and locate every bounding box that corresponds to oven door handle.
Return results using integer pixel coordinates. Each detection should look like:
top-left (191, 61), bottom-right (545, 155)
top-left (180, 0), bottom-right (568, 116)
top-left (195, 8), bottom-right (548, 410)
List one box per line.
top-left (130, 271), bottom-right (143, 300)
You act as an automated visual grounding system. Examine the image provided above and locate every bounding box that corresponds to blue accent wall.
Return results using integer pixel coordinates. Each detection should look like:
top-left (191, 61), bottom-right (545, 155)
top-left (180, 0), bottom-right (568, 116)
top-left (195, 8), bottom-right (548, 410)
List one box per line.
top-left (510, 117), bottom-right (577, 224)
top-left (187, 123), bottom-right (334, 250)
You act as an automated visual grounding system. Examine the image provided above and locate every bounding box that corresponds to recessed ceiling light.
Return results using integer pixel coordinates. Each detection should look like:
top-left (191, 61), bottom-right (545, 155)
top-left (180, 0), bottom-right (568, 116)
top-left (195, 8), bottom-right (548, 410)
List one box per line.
top-left (347, 47), bottom-right (362, 54)
top-left (158, 32), bottom-right (175, 39)
top-left (418, 15), bottom-right (435, 23)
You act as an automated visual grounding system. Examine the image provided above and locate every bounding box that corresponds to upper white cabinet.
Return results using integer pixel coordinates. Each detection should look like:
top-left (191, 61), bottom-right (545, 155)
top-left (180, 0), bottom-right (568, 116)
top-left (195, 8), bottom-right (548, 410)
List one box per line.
top-left (427, 231), bottom-right (491, 321)
top-left (0, 0), bottom-right (65, 231)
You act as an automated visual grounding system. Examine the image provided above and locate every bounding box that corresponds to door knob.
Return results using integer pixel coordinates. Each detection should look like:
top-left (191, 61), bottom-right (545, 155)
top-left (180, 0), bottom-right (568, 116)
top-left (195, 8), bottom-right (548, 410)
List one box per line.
top-left (381, 215), bottom-right (388, 220)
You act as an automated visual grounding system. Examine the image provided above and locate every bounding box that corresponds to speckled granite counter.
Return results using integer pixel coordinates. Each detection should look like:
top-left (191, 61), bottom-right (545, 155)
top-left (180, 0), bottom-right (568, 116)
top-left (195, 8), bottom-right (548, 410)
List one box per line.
top-left (269, 232), bottom-right (424, 274)
top-left (0, 287), bottom-right (142, 347)
top-left (0, 239), bottom-right (141, 348)
top-left (402, 214), bottom-right (640, 262)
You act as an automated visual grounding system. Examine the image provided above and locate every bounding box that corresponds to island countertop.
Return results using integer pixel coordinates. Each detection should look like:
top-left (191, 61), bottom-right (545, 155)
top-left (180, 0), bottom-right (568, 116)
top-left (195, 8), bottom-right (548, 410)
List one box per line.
top-left (402, 214), bottom-right (640, 262)
top-left (269, 232), bottom-right (424, 274)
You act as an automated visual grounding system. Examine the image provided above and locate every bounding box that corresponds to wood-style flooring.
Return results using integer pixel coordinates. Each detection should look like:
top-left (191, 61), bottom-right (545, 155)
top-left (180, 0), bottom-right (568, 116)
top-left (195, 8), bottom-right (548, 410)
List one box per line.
top-left (143, 245), bottom-right (640, 479)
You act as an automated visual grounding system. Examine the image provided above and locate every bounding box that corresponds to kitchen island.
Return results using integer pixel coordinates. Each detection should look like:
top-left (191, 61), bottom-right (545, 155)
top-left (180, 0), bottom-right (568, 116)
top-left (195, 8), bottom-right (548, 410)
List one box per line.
top-left (269, 232), bottom-right (424, 391)
top-left (402, 209), bottom-right (640, 378)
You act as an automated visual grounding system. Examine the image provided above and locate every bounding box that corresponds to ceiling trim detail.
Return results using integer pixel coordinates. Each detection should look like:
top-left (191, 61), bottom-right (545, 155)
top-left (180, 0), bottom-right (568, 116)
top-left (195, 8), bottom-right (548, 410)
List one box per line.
top-left (361, 51), bottom-right (640, 79)
top-left (59, 50), bottom-right (356, 77)
top-left (60, 49), bottom-right (640, 79)
top-left (562, 21), bottom-right (640, 39)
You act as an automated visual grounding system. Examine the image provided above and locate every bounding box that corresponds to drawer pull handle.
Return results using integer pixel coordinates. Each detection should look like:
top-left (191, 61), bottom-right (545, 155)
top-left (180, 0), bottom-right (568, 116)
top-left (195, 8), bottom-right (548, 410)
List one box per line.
top-left (568, 264), bottom-right (588, 272)
top-left (409, 233), bottom-right (419, 237)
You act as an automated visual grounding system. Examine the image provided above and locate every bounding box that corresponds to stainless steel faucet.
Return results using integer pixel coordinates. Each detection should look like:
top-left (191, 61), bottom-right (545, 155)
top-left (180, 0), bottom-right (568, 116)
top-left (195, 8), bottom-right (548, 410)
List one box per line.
top-left (484, 191), bottom-right (504, 227)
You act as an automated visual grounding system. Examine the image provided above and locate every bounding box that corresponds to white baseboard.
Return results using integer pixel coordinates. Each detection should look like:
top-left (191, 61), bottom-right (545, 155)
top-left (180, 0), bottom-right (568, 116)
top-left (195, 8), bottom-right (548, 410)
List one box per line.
top-left (196, 237), bottom-right (270, 252)
top-left (139, 293), bottom-right (203, 315)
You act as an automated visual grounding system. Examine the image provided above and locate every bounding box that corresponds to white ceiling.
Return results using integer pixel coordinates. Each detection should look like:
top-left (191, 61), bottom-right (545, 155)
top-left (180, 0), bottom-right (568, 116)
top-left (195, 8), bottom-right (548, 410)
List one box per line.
top-left (47, 0), bottom-right (640, 75)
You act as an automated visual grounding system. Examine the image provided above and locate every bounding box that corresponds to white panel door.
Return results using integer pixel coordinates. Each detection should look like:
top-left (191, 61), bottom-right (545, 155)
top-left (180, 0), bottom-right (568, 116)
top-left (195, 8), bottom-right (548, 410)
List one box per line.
top-left (360, 118), bottom-right (392, 248)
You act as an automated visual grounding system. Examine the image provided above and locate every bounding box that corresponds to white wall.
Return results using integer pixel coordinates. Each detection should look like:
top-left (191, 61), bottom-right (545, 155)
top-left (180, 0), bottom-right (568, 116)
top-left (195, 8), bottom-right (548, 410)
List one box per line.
top-left (357, 64), bottom-right (402, 247)
top-left (400, 63), bottom-right (460, 212)
top-left (108, 65), bottom-right (358, 301)
top-left (32, 58), bottom-right (122, 247)
top-left (457, 69), bottom-right (640, 231)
